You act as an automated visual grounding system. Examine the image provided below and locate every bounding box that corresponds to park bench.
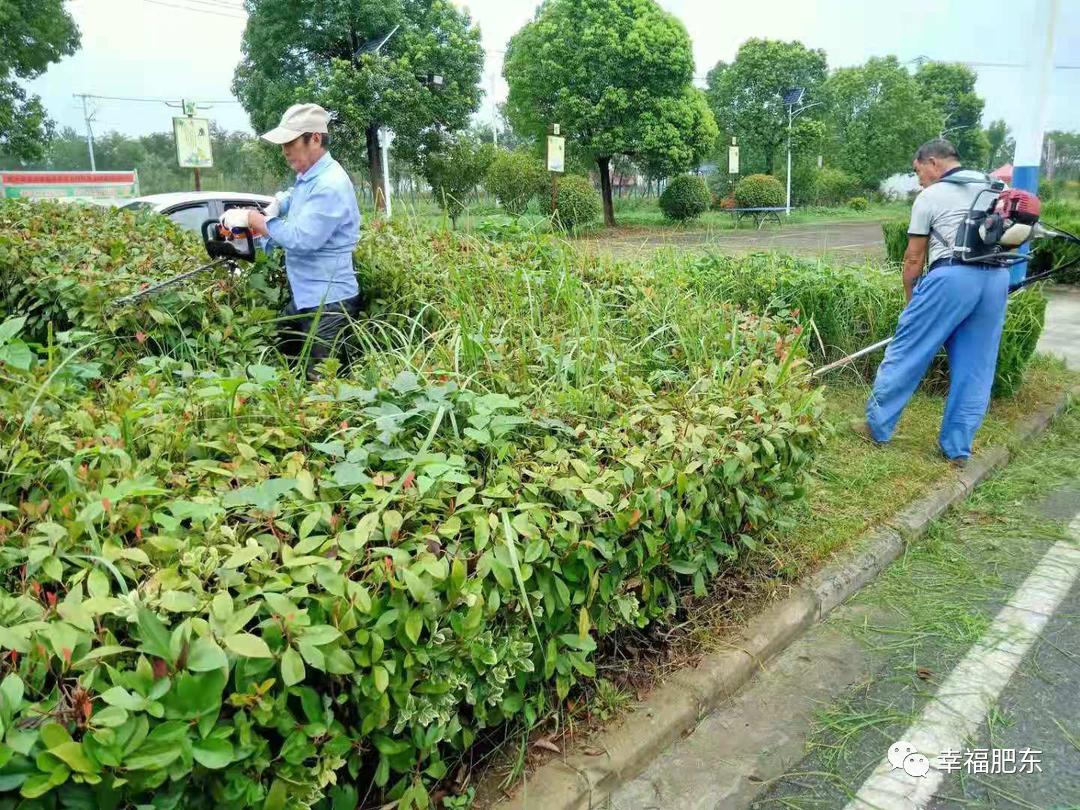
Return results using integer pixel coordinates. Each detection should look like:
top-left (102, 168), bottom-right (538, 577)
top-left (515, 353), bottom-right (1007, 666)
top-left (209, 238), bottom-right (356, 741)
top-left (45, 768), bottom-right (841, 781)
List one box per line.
top-left (728, 207), bottom-right (785, 230)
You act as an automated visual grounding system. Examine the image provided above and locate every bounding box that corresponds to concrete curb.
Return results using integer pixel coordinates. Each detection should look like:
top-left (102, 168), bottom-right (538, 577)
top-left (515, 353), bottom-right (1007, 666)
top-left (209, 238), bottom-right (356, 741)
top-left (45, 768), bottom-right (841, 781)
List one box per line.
top-left (492, 386), bottom-right (1078, 810)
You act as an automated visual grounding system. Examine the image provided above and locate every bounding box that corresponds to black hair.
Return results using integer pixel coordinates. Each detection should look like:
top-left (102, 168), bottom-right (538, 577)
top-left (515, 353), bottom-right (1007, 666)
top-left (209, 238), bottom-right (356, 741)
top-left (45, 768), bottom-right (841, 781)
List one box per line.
top-left (301, 132), bottom-right (330, 149)
top-left (914, 139), bottom-right (959, 162)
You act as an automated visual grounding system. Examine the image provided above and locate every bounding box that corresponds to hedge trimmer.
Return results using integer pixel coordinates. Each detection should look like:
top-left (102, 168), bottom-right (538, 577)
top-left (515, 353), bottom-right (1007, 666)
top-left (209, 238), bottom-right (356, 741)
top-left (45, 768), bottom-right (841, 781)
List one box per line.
top-left (812, 188), bottom-right (1080, 380)
top-left (112, 219), bottom-right (256, 308)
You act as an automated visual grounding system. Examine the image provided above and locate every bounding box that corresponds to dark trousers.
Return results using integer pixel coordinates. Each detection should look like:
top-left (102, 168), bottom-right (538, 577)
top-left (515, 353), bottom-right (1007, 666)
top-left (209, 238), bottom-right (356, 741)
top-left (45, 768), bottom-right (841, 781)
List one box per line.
top-left (277, 295), bottom-right (362, 377)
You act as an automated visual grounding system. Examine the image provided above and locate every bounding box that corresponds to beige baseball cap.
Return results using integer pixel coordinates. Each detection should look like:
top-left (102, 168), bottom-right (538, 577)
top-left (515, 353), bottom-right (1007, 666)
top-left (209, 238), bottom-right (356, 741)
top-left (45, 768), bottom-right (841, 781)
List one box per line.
top-left (260, 103), bottom-right (330, 145)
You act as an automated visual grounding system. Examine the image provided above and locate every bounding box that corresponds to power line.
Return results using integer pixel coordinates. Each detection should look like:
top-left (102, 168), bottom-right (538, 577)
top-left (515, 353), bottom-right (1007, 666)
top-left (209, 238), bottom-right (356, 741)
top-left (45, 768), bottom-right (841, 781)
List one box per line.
top-left (139, 0), bottom-right (245, 19)
top-left (74, 93), bottom-right (241, 105)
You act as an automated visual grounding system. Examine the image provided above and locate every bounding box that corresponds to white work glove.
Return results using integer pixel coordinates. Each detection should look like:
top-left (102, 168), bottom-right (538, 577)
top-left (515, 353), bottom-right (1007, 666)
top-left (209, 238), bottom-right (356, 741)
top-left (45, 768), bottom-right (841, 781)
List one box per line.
top-left (220, 208), bottom-right (251, 230)
top-left (264, 190), bottom-right (290, 219)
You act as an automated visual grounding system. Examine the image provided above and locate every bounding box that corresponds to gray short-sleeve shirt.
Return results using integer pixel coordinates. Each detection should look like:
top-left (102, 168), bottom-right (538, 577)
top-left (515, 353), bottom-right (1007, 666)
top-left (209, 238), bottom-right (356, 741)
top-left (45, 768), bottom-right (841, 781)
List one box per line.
top-left (908, 169), bottom-right (991, 266)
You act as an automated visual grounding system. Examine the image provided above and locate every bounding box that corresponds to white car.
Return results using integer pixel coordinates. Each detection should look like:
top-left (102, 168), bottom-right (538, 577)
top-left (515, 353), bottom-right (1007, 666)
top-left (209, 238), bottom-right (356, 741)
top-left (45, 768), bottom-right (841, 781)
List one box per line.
top-left (120, 191), bottom-right (275, 232)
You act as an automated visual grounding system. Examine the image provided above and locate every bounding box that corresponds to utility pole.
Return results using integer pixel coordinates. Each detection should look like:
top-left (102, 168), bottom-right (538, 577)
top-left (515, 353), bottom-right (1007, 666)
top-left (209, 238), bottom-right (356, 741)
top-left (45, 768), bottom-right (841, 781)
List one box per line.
top-left (74, 94), bottom-right (97, 171)
top-left (1010, 0), bottom-right (1059, 286)
top-left (783, 89), bottom-right (820, 216)
top-left (490, 73), bottom-right (499, 147)
top-left (378, 127), bottom-right (395, 218)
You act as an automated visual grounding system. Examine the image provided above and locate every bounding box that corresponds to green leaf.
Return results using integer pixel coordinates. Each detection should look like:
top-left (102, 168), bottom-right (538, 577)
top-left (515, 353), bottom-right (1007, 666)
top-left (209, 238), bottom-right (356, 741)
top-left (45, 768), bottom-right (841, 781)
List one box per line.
top-left (300, 625), bottom-right (341, 646)
top-left (100, 687), bottom-right (146, 712)
top-left (136, 607), bottom-right (173, 661)
top-left (222, 478), bottom-right (297, 511)
top-left (124, 740), bottom-right (182, 771)
top-left (90, 705), bottom-right (128, 728)
top-left (223, 633), bottom-right (272, 659)
top-left (39, 723), bottom-right (73, 750)
top-left (0, 673), bottom-right (24, 715)
top-left (281, 647), bottom-right (305, 687)
top-left (0, 342), bottom-right (32, 371)
top-left (331, 461), bottom-right (370, 487)
top-left (264, 778), bottom-right (288, 810)
top-left (20, 772), bottom-right (56, 799)
top-left (192, 738), bottom-right (233, 770)
top-left (0, 316), bottom-right (27, 345)
top-left (158, 590), bottom-right (198, 613)
top-left (185, 637), bottom-right (227, 672)
top-left (372, 665), bottom-right (389, 693)
top-left (404, 611), bottom-right (423, 645)
top-left (48, 742), bottom-right (96, 774)
top-left (401, 568), bottom-right (432, 603)
top-left (582, 488), bottom-right (612, 510)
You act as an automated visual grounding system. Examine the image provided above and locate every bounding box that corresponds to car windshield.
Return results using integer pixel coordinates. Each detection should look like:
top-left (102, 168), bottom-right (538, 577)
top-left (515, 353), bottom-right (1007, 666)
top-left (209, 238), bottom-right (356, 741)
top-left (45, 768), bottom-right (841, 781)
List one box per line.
top-left (121, 201), bottom-right (156, 212)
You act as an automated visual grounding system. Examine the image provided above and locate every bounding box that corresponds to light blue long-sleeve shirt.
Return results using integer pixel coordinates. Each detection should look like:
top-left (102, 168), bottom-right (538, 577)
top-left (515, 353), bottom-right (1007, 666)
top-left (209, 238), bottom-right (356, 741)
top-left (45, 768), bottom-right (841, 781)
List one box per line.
top-left (265, 151), bottom-right (361, 309)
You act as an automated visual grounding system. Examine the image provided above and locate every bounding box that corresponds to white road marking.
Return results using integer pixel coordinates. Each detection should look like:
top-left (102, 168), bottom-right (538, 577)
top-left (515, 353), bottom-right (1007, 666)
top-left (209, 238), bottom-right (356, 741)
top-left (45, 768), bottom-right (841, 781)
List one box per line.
top-left (844, 518), bottom-right (1080, 810)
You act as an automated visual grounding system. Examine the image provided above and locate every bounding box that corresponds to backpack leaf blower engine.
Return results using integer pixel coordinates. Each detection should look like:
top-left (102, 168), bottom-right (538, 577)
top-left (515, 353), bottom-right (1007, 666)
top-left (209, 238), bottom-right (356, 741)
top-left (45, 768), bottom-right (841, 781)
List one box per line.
top-left (813, 176), bottom-right (1080, 379)
top-left (112, 218), bottom-right (256, 308)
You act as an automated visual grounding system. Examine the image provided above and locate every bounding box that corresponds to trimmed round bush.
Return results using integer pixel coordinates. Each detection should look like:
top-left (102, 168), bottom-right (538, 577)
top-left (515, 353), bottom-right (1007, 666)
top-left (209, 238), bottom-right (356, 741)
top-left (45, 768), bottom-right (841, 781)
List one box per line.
top-left (734, 174), bottom-right (784, 209)
top-left (812, 167), bottom-right (860, 206)
top-left (541, 174), bottom-right (601, 230)
top-left (659, 175), bottom-right (711, 222)
top-left (848, 196), bottom-right (869, 211)
top-left (485, 149), bottom-right (547, 216)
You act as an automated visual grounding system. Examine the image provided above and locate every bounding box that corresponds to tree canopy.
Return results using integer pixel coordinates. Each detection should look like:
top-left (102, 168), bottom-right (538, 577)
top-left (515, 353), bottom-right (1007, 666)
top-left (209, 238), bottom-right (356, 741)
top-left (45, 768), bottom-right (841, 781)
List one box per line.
top-left (232, 0), bottom-right (484, 210)
top-left (0, 0), bottom-right (80, 160)
top-left (503, 0), bottom-right (717, 226)
top-left (822, 56), bottom-right (941, 188)
top-left (705, 39), bottom-right (827, 176)
top-left (915, 62), bottom-right (989, 167)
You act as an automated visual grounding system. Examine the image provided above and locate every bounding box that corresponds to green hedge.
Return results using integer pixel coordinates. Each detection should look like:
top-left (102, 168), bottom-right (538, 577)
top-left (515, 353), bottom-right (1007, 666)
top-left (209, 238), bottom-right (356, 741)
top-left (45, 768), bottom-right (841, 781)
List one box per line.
top-left (734, 174), bottom-right (784, 209)
top-left (659, 175), bottom-right (711, 222)
top-left (684, 252), bottom-right (1046, 395)
top-left (539, 175), bottom-right (601, 230)
top-left (484, 150), bottom-right (547, 217)
top-left (0, 208), bottom-right (825, 807)
top-left (812, 168), bottom-right (860, 206)
top-left (1032, 200), bottom-right (1080, 283)
top-left (0, 200), bottom-right (280, 371)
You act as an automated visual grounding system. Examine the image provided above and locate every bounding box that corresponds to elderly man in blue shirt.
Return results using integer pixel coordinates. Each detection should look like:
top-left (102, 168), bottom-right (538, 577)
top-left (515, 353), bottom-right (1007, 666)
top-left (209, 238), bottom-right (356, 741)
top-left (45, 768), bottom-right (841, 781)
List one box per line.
top-left (222, 103), bottom-right (361, 379)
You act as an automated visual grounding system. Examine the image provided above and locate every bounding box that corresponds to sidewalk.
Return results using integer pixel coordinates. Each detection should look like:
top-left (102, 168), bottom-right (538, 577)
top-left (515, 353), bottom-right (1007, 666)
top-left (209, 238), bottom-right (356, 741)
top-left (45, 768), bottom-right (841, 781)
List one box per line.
top-left (1038, 286), bottom-right (1080, 370)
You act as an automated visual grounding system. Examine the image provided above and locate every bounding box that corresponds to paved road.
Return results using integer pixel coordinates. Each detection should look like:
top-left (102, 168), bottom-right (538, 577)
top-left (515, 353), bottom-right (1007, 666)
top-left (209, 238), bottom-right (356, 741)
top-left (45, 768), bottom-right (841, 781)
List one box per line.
top-left (578, 220), bottom-right (887, 262)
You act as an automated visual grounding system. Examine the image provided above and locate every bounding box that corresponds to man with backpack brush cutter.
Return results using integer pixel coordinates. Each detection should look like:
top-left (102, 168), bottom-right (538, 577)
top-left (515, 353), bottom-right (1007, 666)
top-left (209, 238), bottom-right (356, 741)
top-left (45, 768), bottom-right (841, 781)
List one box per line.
top-left (852, 139), bottom-right (1012, 468)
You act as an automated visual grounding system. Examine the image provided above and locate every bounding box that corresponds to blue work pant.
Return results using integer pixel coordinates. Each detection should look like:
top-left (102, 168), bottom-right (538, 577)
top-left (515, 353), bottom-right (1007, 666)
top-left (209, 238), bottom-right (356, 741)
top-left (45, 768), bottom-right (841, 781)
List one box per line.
top-left (866, 264), bottom-right (1009, 460)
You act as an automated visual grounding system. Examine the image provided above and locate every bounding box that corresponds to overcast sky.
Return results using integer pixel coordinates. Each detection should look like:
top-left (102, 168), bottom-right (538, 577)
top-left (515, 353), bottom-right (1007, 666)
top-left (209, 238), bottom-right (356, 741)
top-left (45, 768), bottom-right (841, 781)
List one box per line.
top-left (29, 0), bottom-right (1080, 143)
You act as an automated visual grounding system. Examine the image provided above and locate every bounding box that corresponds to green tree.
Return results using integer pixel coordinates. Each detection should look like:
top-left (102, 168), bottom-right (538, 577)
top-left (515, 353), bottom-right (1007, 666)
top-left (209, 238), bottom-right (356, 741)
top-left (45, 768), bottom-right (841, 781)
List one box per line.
top-left (503, 0), bottom-right (717, 226)
top-left (232, 0), bottom-right (484, 212)
top-left (984, 119), bottom-right (1015, 170)
top-left (822, 56), bottom-right (941, 188)
top-left (915, 62), bottom-right (989, 167)
top-left (0, 0), bottom-right (80, 160)
top-left (1045, 130), bottom-right (1080, 181)
top-left (421, 134), bottom-right (494, 227)
top-left (705, 39), bottom-right (827, 176)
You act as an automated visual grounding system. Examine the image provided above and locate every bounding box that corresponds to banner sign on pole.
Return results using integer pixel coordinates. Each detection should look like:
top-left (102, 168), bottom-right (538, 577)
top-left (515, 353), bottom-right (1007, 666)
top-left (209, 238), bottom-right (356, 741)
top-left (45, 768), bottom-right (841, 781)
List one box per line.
top-left (547, 135), bottom-right (565, 173)
top-left (173, 117), bottom-right (214, 168)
